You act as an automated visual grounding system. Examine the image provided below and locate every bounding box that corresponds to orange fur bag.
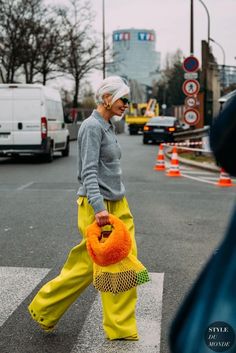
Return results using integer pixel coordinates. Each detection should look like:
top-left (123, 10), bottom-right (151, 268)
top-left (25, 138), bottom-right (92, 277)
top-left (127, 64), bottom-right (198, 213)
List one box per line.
top-left (86, 214), bottom-right (132, 266)
top-left (86, 214), bottom-right (150, 294)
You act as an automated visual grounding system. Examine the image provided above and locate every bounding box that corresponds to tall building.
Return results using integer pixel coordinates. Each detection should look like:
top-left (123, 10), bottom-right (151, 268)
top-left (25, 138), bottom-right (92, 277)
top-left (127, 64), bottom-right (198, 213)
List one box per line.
top-left (107, 28), bottom-right (161, 100)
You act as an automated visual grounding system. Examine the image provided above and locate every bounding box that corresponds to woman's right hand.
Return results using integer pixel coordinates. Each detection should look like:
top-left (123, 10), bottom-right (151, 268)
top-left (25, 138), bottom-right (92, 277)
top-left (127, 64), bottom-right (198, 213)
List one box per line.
top-left (95, 210), bottom-right (110, 227)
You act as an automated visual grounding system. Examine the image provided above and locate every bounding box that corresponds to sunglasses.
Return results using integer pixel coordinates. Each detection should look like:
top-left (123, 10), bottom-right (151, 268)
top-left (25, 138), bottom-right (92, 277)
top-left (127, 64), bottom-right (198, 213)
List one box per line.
top-left (119, 97), bottom-right (130, 105)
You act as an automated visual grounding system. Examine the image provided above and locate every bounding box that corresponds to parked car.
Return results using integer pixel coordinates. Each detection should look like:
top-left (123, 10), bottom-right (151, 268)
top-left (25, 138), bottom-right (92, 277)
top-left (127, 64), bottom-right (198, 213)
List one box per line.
top-left (143, 116), bottom-right (180, 144)
top-left (0, 84), bottom-right (70, 162)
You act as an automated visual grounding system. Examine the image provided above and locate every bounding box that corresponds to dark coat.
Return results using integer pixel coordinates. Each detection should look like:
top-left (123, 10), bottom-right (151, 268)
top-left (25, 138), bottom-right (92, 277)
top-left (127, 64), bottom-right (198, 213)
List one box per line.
top-left (169, 204), bottom-right (236, 353)
top-left (169, 94), bottom-right (236, 353)
top-left (210, 95), bottom-right (236, 176)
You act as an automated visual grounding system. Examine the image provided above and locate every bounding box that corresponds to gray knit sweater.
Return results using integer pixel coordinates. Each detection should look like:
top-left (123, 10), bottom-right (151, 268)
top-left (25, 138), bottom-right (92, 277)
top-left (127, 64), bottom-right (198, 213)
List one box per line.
top-left (77, 110), bottom-right (125, 213)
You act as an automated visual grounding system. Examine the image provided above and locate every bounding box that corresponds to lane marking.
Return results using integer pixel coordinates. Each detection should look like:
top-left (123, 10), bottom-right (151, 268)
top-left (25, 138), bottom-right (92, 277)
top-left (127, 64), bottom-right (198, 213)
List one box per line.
top-left (17, 182), bottom-right (34, 190)
top-left (179, 170), bottom-right (216, 175)
top-left (71, 273), bottom-right (164, 353)
top-left (0, 266), bottom-right (50, 327)
top-left (181, 173), bottom-right (217, 185)
top-left (16, 182), bottom-right (77, 192)
top-left (200, 176), bottom-right (219, 181)
top-left (202, 176), bottom-right (236, 183)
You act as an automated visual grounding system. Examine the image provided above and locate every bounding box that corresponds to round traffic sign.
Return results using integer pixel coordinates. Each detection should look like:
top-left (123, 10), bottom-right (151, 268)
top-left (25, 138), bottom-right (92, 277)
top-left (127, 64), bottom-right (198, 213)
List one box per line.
top-left (184, 108), bottom-right (200, 126)
top-left (185, 96), bottom-right (197, 108)
top-left (182, 79), bottom-right (200, 96)
top-left (183, 56), bottom-right (199, 72)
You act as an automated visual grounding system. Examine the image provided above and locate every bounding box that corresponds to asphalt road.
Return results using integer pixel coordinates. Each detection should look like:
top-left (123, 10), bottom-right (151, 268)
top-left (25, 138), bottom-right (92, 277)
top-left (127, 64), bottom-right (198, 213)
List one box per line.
top-left (0, 133), bottom-right (235, 353)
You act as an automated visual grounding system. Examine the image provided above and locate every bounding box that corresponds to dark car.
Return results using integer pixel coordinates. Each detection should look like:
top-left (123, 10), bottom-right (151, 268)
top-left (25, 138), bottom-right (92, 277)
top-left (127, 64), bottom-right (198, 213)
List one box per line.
top-left (143, 116), bottom-right (180, 144)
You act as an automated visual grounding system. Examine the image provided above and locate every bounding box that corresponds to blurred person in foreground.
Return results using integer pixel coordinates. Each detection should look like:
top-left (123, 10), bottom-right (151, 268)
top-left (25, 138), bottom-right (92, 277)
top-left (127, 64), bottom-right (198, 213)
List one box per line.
top-left (169, 95), bottom-right (236, 353)
top-left (28, 76), bottom-right (139, 340)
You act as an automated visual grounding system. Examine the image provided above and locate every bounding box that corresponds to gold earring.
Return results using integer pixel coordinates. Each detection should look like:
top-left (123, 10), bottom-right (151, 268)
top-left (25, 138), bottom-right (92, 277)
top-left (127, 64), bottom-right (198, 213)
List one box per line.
top-left (104, 102), bottom-right (111, 110)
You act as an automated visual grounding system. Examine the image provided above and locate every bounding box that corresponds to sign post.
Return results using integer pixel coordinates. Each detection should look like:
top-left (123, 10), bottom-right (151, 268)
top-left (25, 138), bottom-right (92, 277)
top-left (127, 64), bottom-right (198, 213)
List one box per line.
top-left (182, 55), bottom-right (201, 127)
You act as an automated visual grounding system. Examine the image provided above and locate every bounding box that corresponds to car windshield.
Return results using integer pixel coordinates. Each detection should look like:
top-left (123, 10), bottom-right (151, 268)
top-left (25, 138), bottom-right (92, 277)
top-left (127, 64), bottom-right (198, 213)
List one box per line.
top-left (147, 117), bottom-right (176, 127)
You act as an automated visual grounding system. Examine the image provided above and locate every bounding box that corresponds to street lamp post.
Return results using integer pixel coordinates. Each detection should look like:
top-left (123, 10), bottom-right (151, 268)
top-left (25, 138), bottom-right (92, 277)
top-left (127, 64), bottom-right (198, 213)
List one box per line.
top-left (190, 0), bottom-right (194, 54)
top-left (102, 0), bottom-right (106, 79)
top-left (210, 38), bottom-right (226, 89)
top-left (197, 0), bottom-right (211, 126)
top-left (198, 0), bottom-right (210, 44)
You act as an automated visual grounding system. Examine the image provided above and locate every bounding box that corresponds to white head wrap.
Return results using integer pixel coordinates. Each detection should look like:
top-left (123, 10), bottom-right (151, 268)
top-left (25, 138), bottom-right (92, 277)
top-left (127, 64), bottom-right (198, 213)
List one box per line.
top-left (96, 76), bottom-right (130, 106)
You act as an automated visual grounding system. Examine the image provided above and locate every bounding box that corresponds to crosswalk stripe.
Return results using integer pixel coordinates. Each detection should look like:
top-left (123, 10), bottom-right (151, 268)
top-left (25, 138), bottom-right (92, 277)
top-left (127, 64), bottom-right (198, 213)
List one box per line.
top-left (71, 272), bottom-right (164, 353)
top-left (0, 266), bottom-right (50, 327)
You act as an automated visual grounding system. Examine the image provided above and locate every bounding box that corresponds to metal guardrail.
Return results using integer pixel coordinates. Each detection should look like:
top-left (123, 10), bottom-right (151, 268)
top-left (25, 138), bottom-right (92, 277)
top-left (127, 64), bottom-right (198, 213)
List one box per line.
top-left (173, 126), bottom-right (210, 142)
top-left (163, 125), bottom-right (217, 171)
top-left (68, 121), bottom-right (211, 144)
top-left (67, 118), bottom-right (125, 141)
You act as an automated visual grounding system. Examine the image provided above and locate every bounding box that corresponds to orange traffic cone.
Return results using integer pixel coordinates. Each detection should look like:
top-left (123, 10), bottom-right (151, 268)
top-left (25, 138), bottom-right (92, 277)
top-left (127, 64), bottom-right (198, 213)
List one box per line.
top-left (216, 168), bottom-right (233, 187)
top-left (166, 146), bottom-right (181, 177)
top-left (153, 144), bottom-right (166, 171)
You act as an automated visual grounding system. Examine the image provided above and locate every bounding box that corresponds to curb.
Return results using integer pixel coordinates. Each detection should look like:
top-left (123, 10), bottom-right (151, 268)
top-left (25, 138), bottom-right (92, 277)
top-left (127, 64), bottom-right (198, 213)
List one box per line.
top-left (164, 148), bottom-right (219, 173)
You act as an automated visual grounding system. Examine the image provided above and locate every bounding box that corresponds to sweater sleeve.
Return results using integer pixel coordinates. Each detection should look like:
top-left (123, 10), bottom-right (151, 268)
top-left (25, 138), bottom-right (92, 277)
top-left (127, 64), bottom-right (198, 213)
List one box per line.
top-left (80, 124), bottom-right (106, 214)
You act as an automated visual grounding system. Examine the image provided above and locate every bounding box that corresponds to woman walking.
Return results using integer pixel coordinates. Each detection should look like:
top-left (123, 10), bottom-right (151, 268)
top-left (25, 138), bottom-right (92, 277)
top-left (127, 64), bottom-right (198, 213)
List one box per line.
top-left (28, 76), bottom-right (139, 340)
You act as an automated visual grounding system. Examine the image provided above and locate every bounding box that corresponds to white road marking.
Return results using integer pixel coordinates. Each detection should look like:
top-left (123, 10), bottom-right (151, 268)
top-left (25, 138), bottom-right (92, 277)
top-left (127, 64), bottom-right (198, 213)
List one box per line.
top-left (0, 269), bottom-right (164, 353)
top-left (71, 273), bottom-right (164, 353)
top-left (0, 266), bottom-right (50, 326)
top-left (17, 182), bottom-right (34, 190)
top-left (181, 173), bottom-right (217, 185)
top-left (179, 170), bottom-right (216, 175)
top-left (200, 176), bottom-right (219, 181)
top-left (180, 167), bottom-right (236, 186)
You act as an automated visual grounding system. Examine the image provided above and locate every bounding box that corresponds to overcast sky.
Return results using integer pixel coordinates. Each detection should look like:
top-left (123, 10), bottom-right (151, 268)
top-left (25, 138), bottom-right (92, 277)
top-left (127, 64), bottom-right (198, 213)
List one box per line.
top-left (49, 0), bottom-right (236, 87)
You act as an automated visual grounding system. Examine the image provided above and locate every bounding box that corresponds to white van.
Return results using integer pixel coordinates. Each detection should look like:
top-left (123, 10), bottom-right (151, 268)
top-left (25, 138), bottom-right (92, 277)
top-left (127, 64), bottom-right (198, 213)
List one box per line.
top-left (0, 84), bottom-right (70, 162)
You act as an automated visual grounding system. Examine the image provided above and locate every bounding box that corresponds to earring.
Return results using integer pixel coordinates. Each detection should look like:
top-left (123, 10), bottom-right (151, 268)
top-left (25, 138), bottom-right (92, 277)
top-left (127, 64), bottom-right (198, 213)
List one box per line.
top-left (104, 102), bottom-right (111, 110)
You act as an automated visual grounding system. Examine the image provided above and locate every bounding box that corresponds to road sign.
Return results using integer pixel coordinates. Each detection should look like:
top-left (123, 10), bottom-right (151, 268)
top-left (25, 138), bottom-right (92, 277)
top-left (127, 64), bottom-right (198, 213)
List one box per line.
top-left (185, 96), bottom-right (197, 108)
top-left (183, 56), bottom-right (199, 72)
top-left (184, 108), bottom-right (200, 126)
top-left (182, 79), bottom-right (200, 96)
top-left (184, 72), bottom-right (198, 80)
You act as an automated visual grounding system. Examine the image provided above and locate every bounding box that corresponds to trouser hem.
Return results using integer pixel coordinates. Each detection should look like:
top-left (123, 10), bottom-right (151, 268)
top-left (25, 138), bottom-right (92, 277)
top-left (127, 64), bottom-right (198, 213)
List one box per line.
top-left (28, 303), bottom-right (58, 328)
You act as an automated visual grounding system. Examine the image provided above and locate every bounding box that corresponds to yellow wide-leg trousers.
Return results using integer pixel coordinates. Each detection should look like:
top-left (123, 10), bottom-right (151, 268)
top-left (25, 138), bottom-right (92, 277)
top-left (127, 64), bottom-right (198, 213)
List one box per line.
top-left (28, 196), bottom-right (138, 340)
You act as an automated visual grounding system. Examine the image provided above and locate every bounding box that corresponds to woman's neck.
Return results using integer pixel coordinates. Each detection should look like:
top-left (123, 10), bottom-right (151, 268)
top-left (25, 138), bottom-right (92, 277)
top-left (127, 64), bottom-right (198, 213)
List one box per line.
top-left (96, 105), bottom-right (113, 121)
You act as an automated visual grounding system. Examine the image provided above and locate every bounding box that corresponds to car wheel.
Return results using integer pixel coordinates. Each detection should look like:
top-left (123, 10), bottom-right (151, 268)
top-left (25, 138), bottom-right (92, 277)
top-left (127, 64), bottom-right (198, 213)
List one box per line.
top-left (143, 137), bottom-right (148, 144)
top-left (11, 153), bottom-right (20, 159)
top-left (44, 144), bottom-right (53, 163)
top-left (61, 139), bottom-right (70, 157)
top-left (129, 127), bottom-right (138, 135)
top-left (129, 130), bottom-right (136, 135)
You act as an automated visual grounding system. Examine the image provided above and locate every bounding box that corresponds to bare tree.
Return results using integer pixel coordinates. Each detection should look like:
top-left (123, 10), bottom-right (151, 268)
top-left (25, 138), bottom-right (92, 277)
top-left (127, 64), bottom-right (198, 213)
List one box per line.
top-left (0, 0), bottom-right (101, 95)
top-left (17, 0), bottom-right (63, 84)
top-left (57, 0), bottom-right (100, 108)
top-left (33, 13), bottom-right (65, 85)
top-left (18, 0), bottom-right (45, 83)
top-left (0, 0), bottom-right (26, 82)
top-left (155, 50), bottom-right (185, 110)
top-left (0, 0), bottom-right (66, 84)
